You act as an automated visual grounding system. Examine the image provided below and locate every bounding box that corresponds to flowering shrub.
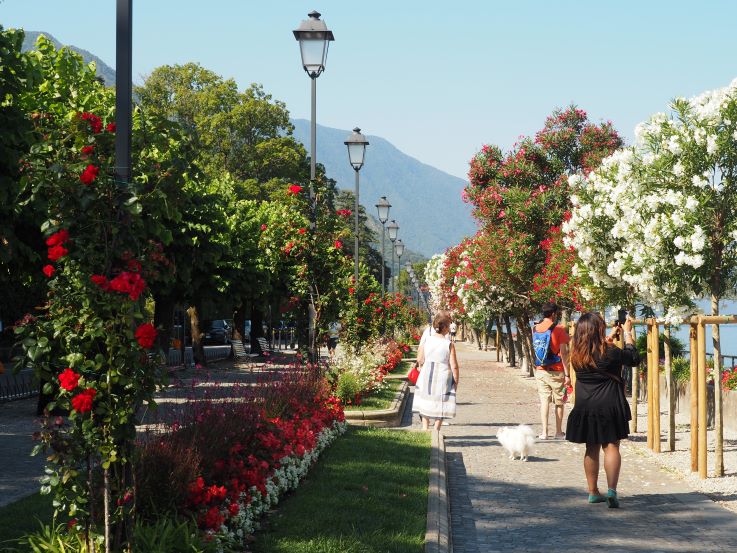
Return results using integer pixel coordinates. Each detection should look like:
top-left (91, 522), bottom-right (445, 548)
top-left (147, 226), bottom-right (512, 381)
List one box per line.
top-left (327, 339), bottom-right (407, 404)
top-left (722, 367), bottom-right (737, 391)
top-left (341, 292), bottom-right (423, 352)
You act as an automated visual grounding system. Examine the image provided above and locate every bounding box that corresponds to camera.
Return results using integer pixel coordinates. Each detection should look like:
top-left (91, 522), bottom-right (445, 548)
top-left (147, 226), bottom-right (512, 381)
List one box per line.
top-left (617, 309), bottom-right (628, 326)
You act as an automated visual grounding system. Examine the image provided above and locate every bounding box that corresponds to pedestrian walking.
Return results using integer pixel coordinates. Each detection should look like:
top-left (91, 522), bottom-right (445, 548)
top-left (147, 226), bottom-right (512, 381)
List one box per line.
top-left (413, 312), bottom-right (459, 431)
top-left (565, 312), bottom-right (639, 508)
top-left (449, 321), bottom-right (457, 342)
top-left (532, 302), bottom-right (570, 439)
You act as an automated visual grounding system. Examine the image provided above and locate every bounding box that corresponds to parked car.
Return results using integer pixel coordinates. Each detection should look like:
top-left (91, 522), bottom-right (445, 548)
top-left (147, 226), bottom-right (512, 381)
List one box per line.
top-left (202, 320), bottom-right (232, 345)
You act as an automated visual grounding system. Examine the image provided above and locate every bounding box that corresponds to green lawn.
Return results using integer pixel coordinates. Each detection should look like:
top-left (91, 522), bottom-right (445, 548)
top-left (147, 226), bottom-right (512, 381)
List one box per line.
top-left (254, 427), bottom-right (431, 553)
top-left (0, 493), bottom-right (54, 547)
top-left (344, 379), bottom-right (403, 411)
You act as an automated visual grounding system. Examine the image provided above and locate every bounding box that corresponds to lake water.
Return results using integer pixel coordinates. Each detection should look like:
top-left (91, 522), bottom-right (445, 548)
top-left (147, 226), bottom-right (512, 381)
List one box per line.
top-left (653, 298), bottom-right (737, 359)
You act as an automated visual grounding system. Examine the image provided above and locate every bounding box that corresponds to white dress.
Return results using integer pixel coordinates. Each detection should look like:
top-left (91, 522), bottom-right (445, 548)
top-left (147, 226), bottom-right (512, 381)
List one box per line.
top-left (413, 334), bottom-right (456, 419)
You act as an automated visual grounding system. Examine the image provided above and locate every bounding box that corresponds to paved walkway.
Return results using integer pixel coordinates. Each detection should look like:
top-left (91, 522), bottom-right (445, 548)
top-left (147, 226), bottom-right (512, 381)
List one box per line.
top-left (0, 350), bottom-right (303, 508)
top-left (409, 342), bottom-right (737, 553)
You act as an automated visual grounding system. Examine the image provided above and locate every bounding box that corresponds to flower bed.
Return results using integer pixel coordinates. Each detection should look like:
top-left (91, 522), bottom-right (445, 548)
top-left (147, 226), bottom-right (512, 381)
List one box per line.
top-left (328, 339), bottom-right (409, 405)
top-left (134, 364), bottom-right (346, 551)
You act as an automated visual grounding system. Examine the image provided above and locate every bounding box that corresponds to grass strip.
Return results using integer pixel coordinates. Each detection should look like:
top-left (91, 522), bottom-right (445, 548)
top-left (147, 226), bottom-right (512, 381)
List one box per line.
top-left (344, 379), bottom-right (403, 411)
top-left (254, 427), bottom-right (431, 553)
top-left (0, 493), bottom-right (54, 546)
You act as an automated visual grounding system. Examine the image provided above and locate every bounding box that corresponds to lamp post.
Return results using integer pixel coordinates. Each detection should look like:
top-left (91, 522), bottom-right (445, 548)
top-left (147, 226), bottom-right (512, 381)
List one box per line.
top-left (293, 10), bottom-right (334, 362)
top-left (294, 11), bottom-right (334, 183)
top-left (115, 0), bottom-right (132, 185)
top-left (387, 220), bottom-right (399, 293)
top-left (394, 239), bottom-right (405, 295)
top-left (375, 196), bottom-right (391, 292)
top-left (344, 127), bottom-right (369, 284)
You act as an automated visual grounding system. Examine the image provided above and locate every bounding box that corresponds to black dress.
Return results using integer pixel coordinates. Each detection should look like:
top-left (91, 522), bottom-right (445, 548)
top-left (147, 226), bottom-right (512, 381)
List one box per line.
top-left (566, 344), bottom-right (640, 445)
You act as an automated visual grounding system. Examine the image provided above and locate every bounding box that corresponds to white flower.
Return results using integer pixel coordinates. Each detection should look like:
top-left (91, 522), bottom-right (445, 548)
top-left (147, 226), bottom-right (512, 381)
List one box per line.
top-left (707, 134), bottom-right (718, 154)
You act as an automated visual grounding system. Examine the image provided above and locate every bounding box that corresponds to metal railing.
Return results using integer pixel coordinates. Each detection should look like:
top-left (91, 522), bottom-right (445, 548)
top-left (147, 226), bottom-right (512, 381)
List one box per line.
top-left (0, 368), bottom-right (37, 401)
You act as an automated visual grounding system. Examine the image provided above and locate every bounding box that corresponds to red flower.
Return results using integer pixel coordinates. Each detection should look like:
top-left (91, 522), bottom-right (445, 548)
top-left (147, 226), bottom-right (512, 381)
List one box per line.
top-left (46, 229), bottom-right (69, 247)
top-left (90, 274), bottom-right (110, 290)
top-left (228, 502), bottom-right (240, 517)
top-left (260, 224), bottom-right (268, 231)
top-left (134, 323), bottom-right (157, 349)
top-left (348, 287), bottom-right (355, 295)
top-left (80, 112), bottom-right (103, 133)
top-left (47, 244), bottom-right (68, 262)
top-left (70, 388), bottom-right (96, 413)
top-left (81, 145), bottom-right (94, 156)
top-left (298, 228), bottom-right (306, 234)
top-left (334, 240), bottom-right (342, 249)
top-left (106, 122), bottom-right (116, 133)
top-left (126, 259), bottom-right (142, 273)
top-left (58, 368), bottom-right (81, 391)
top-left (287, 184), bottom-right (303, 195)
top-left (42, 264), bottom-right (56, 277)
top-left (108, 271), bottom-right (147, 301)
top-left (79, 164), bottom-right (99, 185)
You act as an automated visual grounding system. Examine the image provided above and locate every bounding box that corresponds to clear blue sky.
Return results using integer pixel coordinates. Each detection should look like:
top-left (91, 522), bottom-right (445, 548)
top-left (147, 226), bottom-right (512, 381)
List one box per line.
top-left (3, 0), bottom-right (737, 179)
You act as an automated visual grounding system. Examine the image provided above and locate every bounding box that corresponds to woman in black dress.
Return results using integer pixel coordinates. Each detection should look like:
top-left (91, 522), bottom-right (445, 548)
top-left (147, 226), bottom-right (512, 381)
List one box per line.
top-left (566, 312), bottom-right (639, 508)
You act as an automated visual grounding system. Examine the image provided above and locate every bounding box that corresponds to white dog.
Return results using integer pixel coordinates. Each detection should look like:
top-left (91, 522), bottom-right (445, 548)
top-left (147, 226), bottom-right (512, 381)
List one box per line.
top-left (497, 424), bottom-right (536, 461)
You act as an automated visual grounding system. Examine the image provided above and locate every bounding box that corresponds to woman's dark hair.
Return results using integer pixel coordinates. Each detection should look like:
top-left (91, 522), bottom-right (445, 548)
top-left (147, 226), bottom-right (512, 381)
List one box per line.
top-left (433, 312), bottom-right (452, 334)
top-left (570, 312), bottom-right (608, 371)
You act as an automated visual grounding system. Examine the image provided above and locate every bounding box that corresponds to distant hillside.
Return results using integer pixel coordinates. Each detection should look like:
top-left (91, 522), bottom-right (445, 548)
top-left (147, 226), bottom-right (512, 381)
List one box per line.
top-left (21, 31), bottom-right (116, 86)
top-left (291, 120), bottom-right (476, 257)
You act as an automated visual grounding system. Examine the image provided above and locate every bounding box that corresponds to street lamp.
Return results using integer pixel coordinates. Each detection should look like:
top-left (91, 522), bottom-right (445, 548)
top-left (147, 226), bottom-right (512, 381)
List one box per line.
top-left (387, 220), bottom-right (399, 293)
top-left (293, 10), bottom-right (335, 181)
top-left (394, 239), bottom-right (405, 295)
top-left (293, 10), bottom-right (334, 361)
top-left (344, 127), bottom-right (369, 284)
top-left (375, 196), bottom-right (391, 293)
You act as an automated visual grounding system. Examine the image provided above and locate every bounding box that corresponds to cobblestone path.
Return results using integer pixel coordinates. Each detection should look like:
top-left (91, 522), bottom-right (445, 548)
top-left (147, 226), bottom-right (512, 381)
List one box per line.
top-left (434, 342), bottom-right (737, 553)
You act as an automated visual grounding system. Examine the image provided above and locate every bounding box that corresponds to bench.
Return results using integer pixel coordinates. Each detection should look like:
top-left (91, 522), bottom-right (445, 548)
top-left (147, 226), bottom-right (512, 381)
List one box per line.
top-left (231, 339), bottom-right (260, 371)
top-left (256, 336), bottom-right (273, 356)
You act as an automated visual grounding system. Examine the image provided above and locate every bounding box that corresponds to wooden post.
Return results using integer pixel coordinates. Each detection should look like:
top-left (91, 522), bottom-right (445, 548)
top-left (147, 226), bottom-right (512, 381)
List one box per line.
top-left (664, 325), bottom-right (675, 452)
top-left (697, 318), bottom-right (707, 479)
top-left (689, 323), bottom-right (698, 472)
top-left (711, 299), bottom-right (724, 477)
top-left (568, 321), bottom-right (576, 405)
top-left (646, 319), bottom-right (654, 450)
top-left (631, 323), bottom-right (639, 434)
top-left (652, 321), bottom-right (661, 453)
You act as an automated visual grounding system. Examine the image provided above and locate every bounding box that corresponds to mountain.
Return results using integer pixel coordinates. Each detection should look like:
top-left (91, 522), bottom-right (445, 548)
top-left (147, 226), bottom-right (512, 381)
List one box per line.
top-left (291, 120), bottom-right (476, 258)
top-left (21, 31), bottom-right (116, 86)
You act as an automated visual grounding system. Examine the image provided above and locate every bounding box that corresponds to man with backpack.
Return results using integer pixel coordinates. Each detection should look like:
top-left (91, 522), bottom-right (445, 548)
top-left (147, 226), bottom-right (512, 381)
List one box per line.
top-left (532, 302), bottom-right (571, 439)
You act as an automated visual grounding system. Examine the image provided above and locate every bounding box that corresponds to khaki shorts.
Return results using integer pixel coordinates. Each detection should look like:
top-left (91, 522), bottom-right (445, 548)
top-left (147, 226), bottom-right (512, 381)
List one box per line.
top-left (535, 369), bottom-right (566, 406)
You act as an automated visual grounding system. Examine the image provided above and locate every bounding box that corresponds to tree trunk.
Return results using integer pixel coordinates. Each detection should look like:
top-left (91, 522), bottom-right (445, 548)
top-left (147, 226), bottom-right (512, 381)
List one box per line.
top-left (664, 325), bottom-right (675, 452)
top-left (187, 305), bottom-right (206, 366)
top-left (233, 302), bottom-right (247, 344)
top-left (712, 293), bottom-right (724, 476)
top-left (250, 306), bottom-right (266, 355)
top-left (103, 467), bottom-right (111, 553)
top-left (153, 293), bottom-right (175, 353)
top-left (504, 315), bottom-right (516, 367)
top-left (518, 313), bottom-right (535, 377)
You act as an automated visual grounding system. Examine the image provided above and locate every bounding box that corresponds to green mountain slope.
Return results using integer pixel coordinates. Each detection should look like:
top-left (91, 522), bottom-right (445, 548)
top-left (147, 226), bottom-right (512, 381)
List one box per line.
top-left (21, 31), bottom-right (116, 86)
top-left (291, 119), bottom-right (476, 257)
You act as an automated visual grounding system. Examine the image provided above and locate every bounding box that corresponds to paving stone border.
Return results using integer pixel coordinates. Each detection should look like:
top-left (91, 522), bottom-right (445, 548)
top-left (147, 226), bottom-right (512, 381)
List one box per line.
top-left (343, 380), bottom-right (409, 427)
top-left (425, 430), bottom-right (452, 553)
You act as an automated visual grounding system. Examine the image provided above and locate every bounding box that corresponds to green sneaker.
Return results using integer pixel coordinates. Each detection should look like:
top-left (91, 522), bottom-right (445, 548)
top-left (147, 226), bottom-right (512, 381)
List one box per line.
top-left (607, 488), bottom-right (620, 508)
top-left (588, 494), bottom-right (606, 504)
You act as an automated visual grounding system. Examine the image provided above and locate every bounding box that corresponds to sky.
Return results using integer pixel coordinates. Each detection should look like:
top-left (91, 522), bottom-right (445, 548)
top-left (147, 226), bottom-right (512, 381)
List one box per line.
top-left (4, 0), bottom-right (737, 180)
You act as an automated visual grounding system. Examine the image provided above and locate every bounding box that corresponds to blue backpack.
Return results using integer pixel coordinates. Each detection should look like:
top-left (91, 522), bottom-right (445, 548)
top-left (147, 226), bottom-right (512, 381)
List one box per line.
top-left (532, 324), bottom-right (561, 367)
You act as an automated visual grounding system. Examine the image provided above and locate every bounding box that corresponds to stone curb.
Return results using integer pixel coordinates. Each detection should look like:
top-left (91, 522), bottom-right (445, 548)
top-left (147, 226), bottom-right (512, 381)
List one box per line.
top-left (343, 380), bottom-right (409, 427)
top-left (425, 429), bottom-right (452, 553)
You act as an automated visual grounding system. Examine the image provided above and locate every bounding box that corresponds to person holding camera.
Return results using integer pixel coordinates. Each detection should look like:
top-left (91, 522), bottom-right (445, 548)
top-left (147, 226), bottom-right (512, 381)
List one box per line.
top-left (565, 312), bottom-right (639, 508)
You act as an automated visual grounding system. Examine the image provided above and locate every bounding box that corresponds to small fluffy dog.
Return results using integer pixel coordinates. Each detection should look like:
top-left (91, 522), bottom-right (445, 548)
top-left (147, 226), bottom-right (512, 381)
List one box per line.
top-left (497, 424), bottom-right (536, 461)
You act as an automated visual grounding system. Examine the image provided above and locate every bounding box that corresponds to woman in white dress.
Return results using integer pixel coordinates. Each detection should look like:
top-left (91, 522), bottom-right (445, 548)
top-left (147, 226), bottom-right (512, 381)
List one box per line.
top-left (413, 312), bottom-right (460, 431)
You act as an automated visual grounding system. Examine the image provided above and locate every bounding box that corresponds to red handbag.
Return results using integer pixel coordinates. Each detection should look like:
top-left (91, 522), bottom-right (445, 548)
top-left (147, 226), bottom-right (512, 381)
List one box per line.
top-left (407, 365), bottom-right (420, 385)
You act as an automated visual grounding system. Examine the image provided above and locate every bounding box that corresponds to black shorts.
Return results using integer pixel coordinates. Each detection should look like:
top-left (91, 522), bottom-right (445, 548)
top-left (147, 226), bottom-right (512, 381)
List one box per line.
top-left (328, 338), bottom-right (338, 351)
